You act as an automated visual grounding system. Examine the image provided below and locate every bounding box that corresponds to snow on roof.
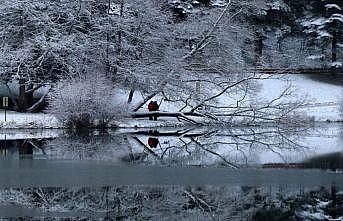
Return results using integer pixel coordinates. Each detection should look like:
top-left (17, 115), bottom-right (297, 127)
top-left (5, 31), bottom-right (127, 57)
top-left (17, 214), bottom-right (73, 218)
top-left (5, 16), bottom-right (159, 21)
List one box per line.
top-left (109, 3), bottom-right (123, 15)
top-left (266, 0), bottom-right (290, 11)
top-left (331, 62), bottom-right (343, 68)
top-left (301, 17), bottom-right (326, 27)
top-left (316, 30), bottom-right (333, 39)
top-left (329, 13), bottom-right (343, 23)
top-left (325, 4), bottom-right (342, 11)
top-left (0, 82), bottom-right (48, 99)
top-left (297, 211), bottom-right (330, 220)
top-left (211, 0), bottom-right (226, 7)
top-left (306, 55), bottom-right (324, 60)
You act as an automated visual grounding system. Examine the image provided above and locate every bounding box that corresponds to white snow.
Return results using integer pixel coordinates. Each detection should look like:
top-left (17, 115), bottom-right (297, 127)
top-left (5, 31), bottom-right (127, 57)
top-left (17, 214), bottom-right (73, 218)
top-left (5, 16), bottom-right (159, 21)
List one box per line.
top-left (297, 211), bottom-right (330, 220)
top-left (330, 13), bottom-right (343, 23)
top-left (325, 4), bottom-right (342, 11)
top-left (114, 119), bottom-right (185, 128)
top-left (267, 0), bottom-right (290, 11)
top-left (296, 198), bottom-right (343, 221)
top-left (329, 217), bottom-right (343, 221)
top-left (317, 30), bottom-right (333, 39)
top-left (316, 199), bottom-right (330, 208)
top-left (331, 62), bottom-right (343, 68)
top-left (0, 82), bottom-right (48, 99)
top-left (307, 55), bottom-right (325, 60)
top-left (1, 75), bottom-right (343, 129)
top-left (258, 75), bottom-right (343, 122)
top-left (211, 0), bottom-right (226, 7)
top-left (108, 3), bottom-right (122, 15)
top-left (302, 17), bottom-right (326, 27)
top-left (0, 110), bottom-right (60, 129)
top-left (0, 129), bottom-right (61, 140)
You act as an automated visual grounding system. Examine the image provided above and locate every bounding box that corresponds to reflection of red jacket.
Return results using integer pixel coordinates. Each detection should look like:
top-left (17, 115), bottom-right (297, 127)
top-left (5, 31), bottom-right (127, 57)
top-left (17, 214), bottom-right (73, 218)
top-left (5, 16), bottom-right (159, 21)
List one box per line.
top-left (148, 137), bottom-right (159, 148)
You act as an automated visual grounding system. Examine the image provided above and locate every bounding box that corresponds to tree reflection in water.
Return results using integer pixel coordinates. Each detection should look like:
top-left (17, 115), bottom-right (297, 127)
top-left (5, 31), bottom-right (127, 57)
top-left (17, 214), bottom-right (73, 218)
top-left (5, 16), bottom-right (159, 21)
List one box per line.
top-left (0, 127), bottom-right (342, 220)
top-left (0, 185), bottom-right (341, 220)
top-left (1, 126), bottom-right (342, 171)
top-left (42, 127), bottom-right (312, 168)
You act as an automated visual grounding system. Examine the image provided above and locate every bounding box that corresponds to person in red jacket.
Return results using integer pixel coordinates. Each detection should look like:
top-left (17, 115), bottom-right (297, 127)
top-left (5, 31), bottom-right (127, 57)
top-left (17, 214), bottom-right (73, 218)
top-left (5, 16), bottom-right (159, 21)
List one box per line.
top-left (152, 101), bottom-right (159, 121)
top-left (148, 101), bottom-right (159, 121)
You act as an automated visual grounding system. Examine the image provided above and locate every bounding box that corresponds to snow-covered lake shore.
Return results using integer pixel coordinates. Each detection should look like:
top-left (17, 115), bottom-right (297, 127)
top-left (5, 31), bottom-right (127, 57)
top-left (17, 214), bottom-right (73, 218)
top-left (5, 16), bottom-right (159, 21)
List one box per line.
top-left (0, 110), bottom-right (187, 129)
top-left (1, 75), bottom-right (343, 129)
top-left (0, 110), bottom-right (60, 129)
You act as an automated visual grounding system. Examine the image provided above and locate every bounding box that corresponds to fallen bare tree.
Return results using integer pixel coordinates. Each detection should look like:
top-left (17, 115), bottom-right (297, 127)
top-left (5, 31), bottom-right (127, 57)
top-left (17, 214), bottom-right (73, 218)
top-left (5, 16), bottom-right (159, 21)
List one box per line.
top-left (129, 74), bottom-right (309, 126)
top-left (116, 2), bottom-right (309, 127)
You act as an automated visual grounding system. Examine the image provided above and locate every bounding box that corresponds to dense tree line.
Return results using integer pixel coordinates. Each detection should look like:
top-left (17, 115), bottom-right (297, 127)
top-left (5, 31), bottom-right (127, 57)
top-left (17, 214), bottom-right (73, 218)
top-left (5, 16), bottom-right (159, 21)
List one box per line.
top-left (251, 0), bottom-right (343, 67)
top-left (0, 0), bottom-right (339, 127)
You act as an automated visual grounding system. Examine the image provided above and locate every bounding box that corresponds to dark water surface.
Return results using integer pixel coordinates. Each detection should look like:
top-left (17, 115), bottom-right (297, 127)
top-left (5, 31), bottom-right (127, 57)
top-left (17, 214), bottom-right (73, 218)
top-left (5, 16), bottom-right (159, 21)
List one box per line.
top-left (0, 125), bottom-right (342, 220)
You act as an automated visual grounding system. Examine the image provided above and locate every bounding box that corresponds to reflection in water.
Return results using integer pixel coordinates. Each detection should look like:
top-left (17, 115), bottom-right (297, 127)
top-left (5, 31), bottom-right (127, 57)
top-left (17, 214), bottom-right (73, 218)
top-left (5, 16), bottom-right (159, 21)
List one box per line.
top-left (148, 137), bottom-right (159, 149)
top-left (29, 126), bottom-right (341, 170)
top-left (0, 126), bottom-right (342, 170)
top-left (0, 126), bottom-right (343, 219)
top-left (0, 185), bottom-right (342, 220)
top-left (0, 139), bottom-right (46, 160)
top-left (303, 152), bottom-right (343, 170)
top-left (41, 127), bottom-right (290, 168)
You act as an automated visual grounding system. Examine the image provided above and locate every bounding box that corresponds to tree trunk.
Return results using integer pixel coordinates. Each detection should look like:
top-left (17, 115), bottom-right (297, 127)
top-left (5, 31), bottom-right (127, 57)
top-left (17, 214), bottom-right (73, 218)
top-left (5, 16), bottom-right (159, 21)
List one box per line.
top-left (332, 30), bottom-right (337, 63)
top-left (254, 31), bottom-right (263, 66)
top-left (18, 79), bottom-right (28, 112)
top-left (130, 111), bottom-right (202, 118)
top-left (127, 89), bottom-right (134, 103)
top-left (320, 46), bottom-right (325, 68)
top-left (17, 80), bottom-right (35, 112)
top-left (117, 0), bottom-right (124, 65)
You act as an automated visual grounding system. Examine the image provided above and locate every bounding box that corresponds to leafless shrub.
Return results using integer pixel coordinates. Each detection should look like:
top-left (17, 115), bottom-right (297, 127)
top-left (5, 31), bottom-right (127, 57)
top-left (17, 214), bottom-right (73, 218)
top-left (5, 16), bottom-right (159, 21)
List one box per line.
top-left (46, 74), bottom-right (126, 129)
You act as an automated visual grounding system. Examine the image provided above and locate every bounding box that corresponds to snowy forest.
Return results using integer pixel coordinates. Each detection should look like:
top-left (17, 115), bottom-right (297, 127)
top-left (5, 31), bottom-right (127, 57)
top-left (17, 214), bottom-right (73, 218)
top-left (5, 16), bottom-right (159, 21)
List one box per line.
top-left (0, 0), bottom-right (342, 128)
top-left (1, 0), bottom-right (343, 220)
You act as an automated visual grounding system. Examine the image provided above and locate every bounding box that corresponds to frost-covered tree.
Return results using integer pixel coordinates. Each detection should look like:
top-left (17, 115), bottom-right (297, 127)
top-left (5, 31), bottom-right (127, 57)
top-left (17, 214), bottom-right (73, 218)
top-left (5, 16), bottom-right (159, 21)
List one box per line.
top-left (0, 0), bottom-right (73, 112)
top-left (245, 0), bottom-right (303, 67)
top-left (46, 73), bottom-right (125, 129)
top-left (0, 0), bottom-right (309, 126)
top-left (301, 0), bottom-right (343, 66)
top-left (0, 0), bottom-right (119, 112)
top-left (80, 0), bottom-right (307, 126)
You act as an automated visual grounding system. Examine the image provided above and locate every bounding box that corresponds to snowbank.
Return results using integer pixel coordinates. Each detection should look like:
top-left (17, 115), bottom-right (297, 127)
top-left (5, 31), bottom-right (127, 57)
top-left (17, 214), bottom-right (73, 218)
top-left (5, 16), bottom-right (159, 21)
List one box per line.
top-left (0, 110), bottom-right (60, 129)
top-left (0, 129), bottom-right (61, 140)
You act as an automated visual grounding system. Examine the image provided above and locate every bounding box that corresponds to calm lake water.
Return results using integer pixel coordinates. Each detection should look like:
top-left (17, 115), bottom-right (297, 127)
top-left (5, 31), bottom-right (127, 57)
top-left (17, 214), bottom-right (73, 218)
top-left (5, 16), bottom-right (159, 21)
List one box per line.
top-left (0, 125), bottom-right (342, 220)
top-left (1, 124), bottom-right (343, 167)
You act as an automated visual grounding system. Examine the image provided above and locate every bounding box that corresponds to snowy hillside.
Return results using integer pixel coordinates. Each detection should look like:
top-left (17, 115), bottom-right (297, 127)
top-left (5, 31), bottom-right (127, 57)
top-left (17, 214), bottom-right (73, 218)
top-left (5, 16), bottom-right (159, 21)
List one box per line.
top-left (259, 75), bottom-right (343, 122)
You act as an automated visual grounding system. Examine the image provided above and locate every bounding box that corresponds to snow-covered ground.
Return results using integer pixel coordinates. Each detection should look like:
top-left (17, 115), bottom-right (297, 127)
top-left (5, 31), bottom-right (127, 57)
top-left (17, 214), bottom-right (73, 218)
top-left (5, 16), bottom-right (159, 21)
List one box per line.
top-left (0, 110), bottom-right (60, 129)
top-left (259, 74), bottom-right (343, 122)
top-left (114, 119), bottom-right (186, 128)
top-left (0, 110), bottom-right (185, 129)
top-left (0, 129), bottom-right (62, 140)
top-left (1, 74), bottom-right (343, 129)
